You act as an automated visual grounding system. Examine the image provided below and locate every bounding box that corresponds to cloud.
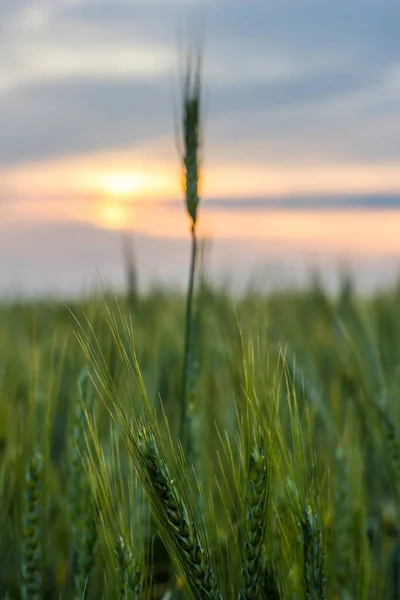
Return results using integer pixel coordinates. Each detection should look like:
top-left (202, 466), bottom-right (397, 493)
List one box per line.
top-left (0, 42), bottom-right (175, 95)
top-left (0, 77), bottom-right (176, 164)
top-left (0, 2), bottom-right (178, 97)
top-left (0, 0), bottom-right (399, 177)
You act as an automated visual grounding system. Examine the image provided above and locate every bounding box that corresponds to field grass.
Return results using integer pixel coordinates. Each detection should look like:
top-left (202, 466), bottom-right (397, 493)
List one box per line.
top-left (1, 281), bottom-right (400, 599)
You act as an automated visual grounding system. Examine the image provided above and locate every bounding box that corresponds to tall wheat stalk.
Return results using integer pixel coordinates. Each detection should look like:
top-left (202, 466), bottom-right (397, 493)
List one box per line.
top-left (69, 370), bottom-right (97, 599)
top-left (178, 54), bottom-right (202, 452)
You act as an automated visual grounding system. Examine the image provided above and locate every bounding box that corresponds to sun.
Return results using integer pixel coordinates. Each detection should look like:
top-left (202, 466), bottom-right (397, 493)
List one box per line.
top-left (100, 172), bottom-right (145, 199)
top-left (88, 166), bottom-right (178, 229)
top-left (95, 201), bottom-right (132, 230)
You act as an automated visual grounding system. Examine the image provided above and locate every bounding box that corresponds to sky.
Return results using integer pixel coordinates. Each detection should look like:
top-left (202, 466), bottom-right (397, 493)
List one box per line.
top-left (1, 0), bottom-right (400, 296)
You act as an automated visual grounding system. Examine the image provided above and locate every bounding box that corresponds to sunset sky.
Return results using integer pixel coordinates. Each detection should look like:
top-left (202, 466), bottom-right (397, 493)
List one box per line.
top-left (1, 0), bottom-right (400, 296)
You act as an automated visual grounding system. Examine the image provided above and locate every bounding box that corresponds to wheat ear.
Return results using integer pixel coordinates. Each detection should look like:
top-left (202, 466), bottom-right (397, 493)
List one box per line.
top-left (115, 535), bottom-right (142, 600)
top-left (239, 441), bottom-right (269, 599)
top-left (21, 452), bottom-right (43, 600)
top-left (302, 507), bottom-right (327, 600)
top-left (138, 429), bottom-right (222, 600)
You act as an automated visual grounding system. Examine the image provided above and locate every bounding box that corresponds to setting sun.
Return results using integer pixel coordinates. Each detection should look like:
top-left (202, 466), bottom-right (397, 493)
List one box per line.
top-left (95, 199), bottom-right (133, 230)
top-left (100, 173), bottom-right (145, 199)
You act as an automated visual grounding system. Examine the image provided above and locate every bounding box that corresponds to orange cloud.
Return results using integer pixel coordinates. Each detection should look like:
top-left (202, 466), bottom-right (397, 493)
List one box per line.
top-left (3, 150), bottom-right (400, 202)
top-left (1, 149), bottom-right (400, 249)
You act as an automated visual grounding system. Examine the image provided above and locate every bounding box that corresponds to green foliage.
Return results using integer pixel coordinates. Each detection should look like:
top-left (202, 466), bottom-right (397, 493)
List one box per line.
top-left (1, 283), bottom-right (400, 598)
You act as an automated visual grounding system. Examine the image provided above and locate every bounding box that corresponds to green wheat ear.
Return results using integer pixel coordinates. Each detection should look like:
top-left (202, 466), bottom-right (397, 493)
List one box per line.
top-left (332, 447), bottom-right (353, 597)
top-left (115, 535), bottom-right (142, 600)
top-left (302, 506), bottom-right (327, 600)
top-left (138, 428), bottom-right (222, 600)
top-left (21, 451), bottom-right (43, 600)
top-left (181, 52), bottom-right (201, 227)
top-left (239, 436), bottom-right (270, 599)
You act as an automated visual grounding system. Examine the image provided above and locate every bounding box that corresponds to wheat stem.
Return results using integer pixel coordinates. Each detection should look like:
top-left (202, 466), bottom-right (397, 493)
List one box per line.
top-left (69, 369), bottom-right (97, 599)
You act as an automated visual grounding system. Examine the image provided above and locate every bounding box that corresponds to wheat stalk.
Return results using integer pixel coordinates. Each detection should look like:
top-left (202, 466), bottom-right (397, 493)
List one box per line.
top-left (377, 396), bottom-right (400, 505)
top-left (178, 53), bottom-right (202, 452)
top-left (69, 369), bottom-right (98, 599)
top-left (21, 451), bottom-right (43, 600)
top-left (332, 447), bottom-right (353, 596)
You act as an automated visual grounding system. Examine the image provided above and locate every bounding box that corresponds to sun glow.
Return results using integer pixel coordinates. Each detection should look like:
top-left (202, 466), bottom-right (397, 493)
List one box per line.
top-left (95, 200), bottom-right (133, 230)
top-left (100, 172), bottom-right (146, 199)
